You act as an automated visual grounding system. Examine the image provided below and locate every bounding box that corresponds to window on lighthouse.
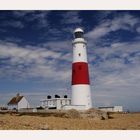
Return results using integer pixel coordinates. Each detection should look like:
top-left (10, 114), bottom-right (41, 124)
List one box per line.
top-left (78, 53), bottom-right (81, 56)
top-left (74, 32), bottom-right (83, 38)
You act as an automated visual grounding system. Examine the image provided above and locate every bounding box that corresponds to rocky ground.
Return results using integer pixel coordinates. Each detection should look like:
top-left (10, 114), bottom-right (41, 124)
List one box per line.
top-left (0, 110), bottom-right (140, 130)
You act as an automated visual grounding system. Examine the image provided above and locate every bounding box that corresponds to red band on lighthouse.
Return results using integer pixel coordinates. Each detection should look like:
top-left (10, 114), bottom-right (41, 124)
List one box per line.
top-left (72, 62), bottom-right (90, 85)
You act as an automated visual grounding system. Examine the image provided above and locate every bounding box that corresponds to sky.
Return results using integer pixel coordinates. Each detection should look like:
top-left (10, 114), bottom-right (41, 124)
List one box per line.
top-left (0, 10), bottom-right (140, 111)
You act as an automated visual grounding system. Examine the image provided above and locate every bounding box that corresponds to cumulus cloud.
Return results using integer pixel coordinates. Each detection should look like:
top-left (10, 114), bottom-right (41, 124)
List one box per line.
top-left (136, 27), bottom-right (140, 33)
top-left (88, 39), bottom-right (140, 110)
top-left (0, 40), bottom-right (71, 82)
top-left (42, 40), bottom-right (71, 52)
top-left (12, 11), bottom-right (35, 17)
top-left (90, 40), bottom-right (140, 85)
top-left (12, 11), bottom-right (50, 28)
top-left (61, 11), bottom-right (82, 24)
top-left (0, 11), bottom-right (49, 30)
top-left (1, 20), bottom-right (24, 29)
top-left (85, 14), bottom-right (139, 40)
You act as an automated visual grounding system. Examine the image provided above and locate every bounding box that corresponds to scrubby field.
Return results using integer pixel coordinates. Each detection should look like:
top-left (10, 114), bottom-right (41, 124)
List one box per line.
top-left (0, 112), bottom-right (140, 130)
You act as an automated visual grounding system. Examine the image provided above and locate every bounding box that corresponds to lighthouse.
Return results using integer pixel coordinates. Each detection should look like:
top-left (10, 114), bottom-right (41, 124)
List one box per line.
top-left (71, 28), bottom-right (92, 110)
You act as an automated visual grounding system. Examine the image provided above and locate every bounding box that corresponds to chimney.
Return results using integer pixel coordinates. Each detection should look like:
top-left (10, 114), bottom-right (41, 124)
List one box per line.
top-left (16, 93), bottom-right (20, 98)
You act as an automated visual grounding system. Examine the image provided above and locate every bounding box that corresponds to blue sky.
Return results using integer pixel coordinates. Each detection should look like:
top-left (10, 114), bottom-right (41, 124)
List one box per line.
top-left (0, 11), bottom-right (140, 111)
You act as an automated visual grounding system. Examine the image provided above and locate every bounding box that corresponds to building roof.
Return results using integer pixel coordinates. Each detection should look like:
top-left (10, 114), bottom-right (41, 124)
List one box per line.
top-left (40, 98), bottom-right (71, 102)
top-left (98, 106), bottom-right (122, 109)
top-left (7, 94), bottom-right (24, 105)
top-left (98, 106), bottom-right (114, 109)
top-left (74, 28), bottom-right (84, 33)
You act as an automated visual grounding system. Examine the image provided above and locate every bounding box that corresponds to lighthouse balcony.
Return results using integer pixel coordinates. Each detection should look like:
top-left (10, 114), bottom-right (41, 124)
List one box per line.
top-left (72, 38), bottom-right (87, 45)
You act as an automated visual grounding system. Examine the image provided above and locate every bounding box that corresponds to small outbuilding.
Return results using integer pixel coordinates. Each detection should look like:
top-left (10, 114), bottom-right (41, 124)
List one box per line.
top-left (7, 93), bottom-right (30, 110)
top-left (98, 106), bottom-right (123, 112)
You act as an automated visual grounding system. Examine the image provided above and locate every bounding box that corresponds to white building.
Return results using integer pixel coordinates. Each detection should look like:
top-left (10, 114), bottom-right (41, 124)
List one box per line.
top-left (40, 95), bottom-right (71, 109)
top-left (98, 106), bottom-right (123, 112)
top-left (7, 93), bottom-right (30, 110)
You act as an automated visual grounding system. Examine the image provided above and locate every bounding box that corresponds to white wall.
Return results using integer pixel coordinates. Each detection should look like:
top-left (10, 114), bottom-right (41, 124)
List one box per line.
top-left (8, 105), bottom-right (17, 110)
top-left (72, 85), bottom-right (92, 109)
top-left (18, 97), bottom-right (30, 110)
top-left (41, 98), bottom-right (71, 109)
top-left (62, 105), bottom-right (86, 110)
top-left (99, 106), bottom-right (123, 112)
top-left (73, 38), bottom-right (87, 63)
top-left (114, 106), bottom-right (123, 112)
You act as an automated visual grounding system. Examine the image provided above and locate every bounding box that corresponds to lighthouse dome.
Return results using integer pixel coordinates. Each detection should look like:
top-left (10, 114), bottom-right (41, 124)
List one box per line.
top-left (74, 28), bottom-right (84, 39)
top-left (74, 28), bottom-right (84, 33)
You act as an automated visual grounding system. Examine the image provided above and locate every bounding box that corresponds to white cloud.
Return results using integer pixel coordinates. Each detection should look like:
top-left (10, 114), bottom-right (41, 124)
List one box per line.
top-left (12, 11), bottom-right (35, 17)
top-left (30, 11), bottom-right (50, 28)
top-left (61, 11), bottom-right (82, 24)
top-left (0, 42), bottom-right (61, 62)
top-left (85, 14), bottom-right (139, 40)
top-left (42, 40), bottom-right (72, 52)
top-left (90, 41), bottom-right (140, 62)
top-left (136, 27), bottom-right (140, 33)
top-left (88, 38), bottom-right (140, 110)
top-left (1, 20), bottom-right (24, 29)
top-left (13, 11), bottom-right (50, 28)
top-left (0, 40), bottom-right (71, 82)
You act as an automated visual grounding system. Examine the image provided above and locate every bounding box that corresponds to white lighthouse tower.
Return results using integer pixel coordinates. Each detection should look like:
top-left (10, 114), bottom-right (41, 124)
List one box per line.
top-left (71, 28), bottom-right (92, 110)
